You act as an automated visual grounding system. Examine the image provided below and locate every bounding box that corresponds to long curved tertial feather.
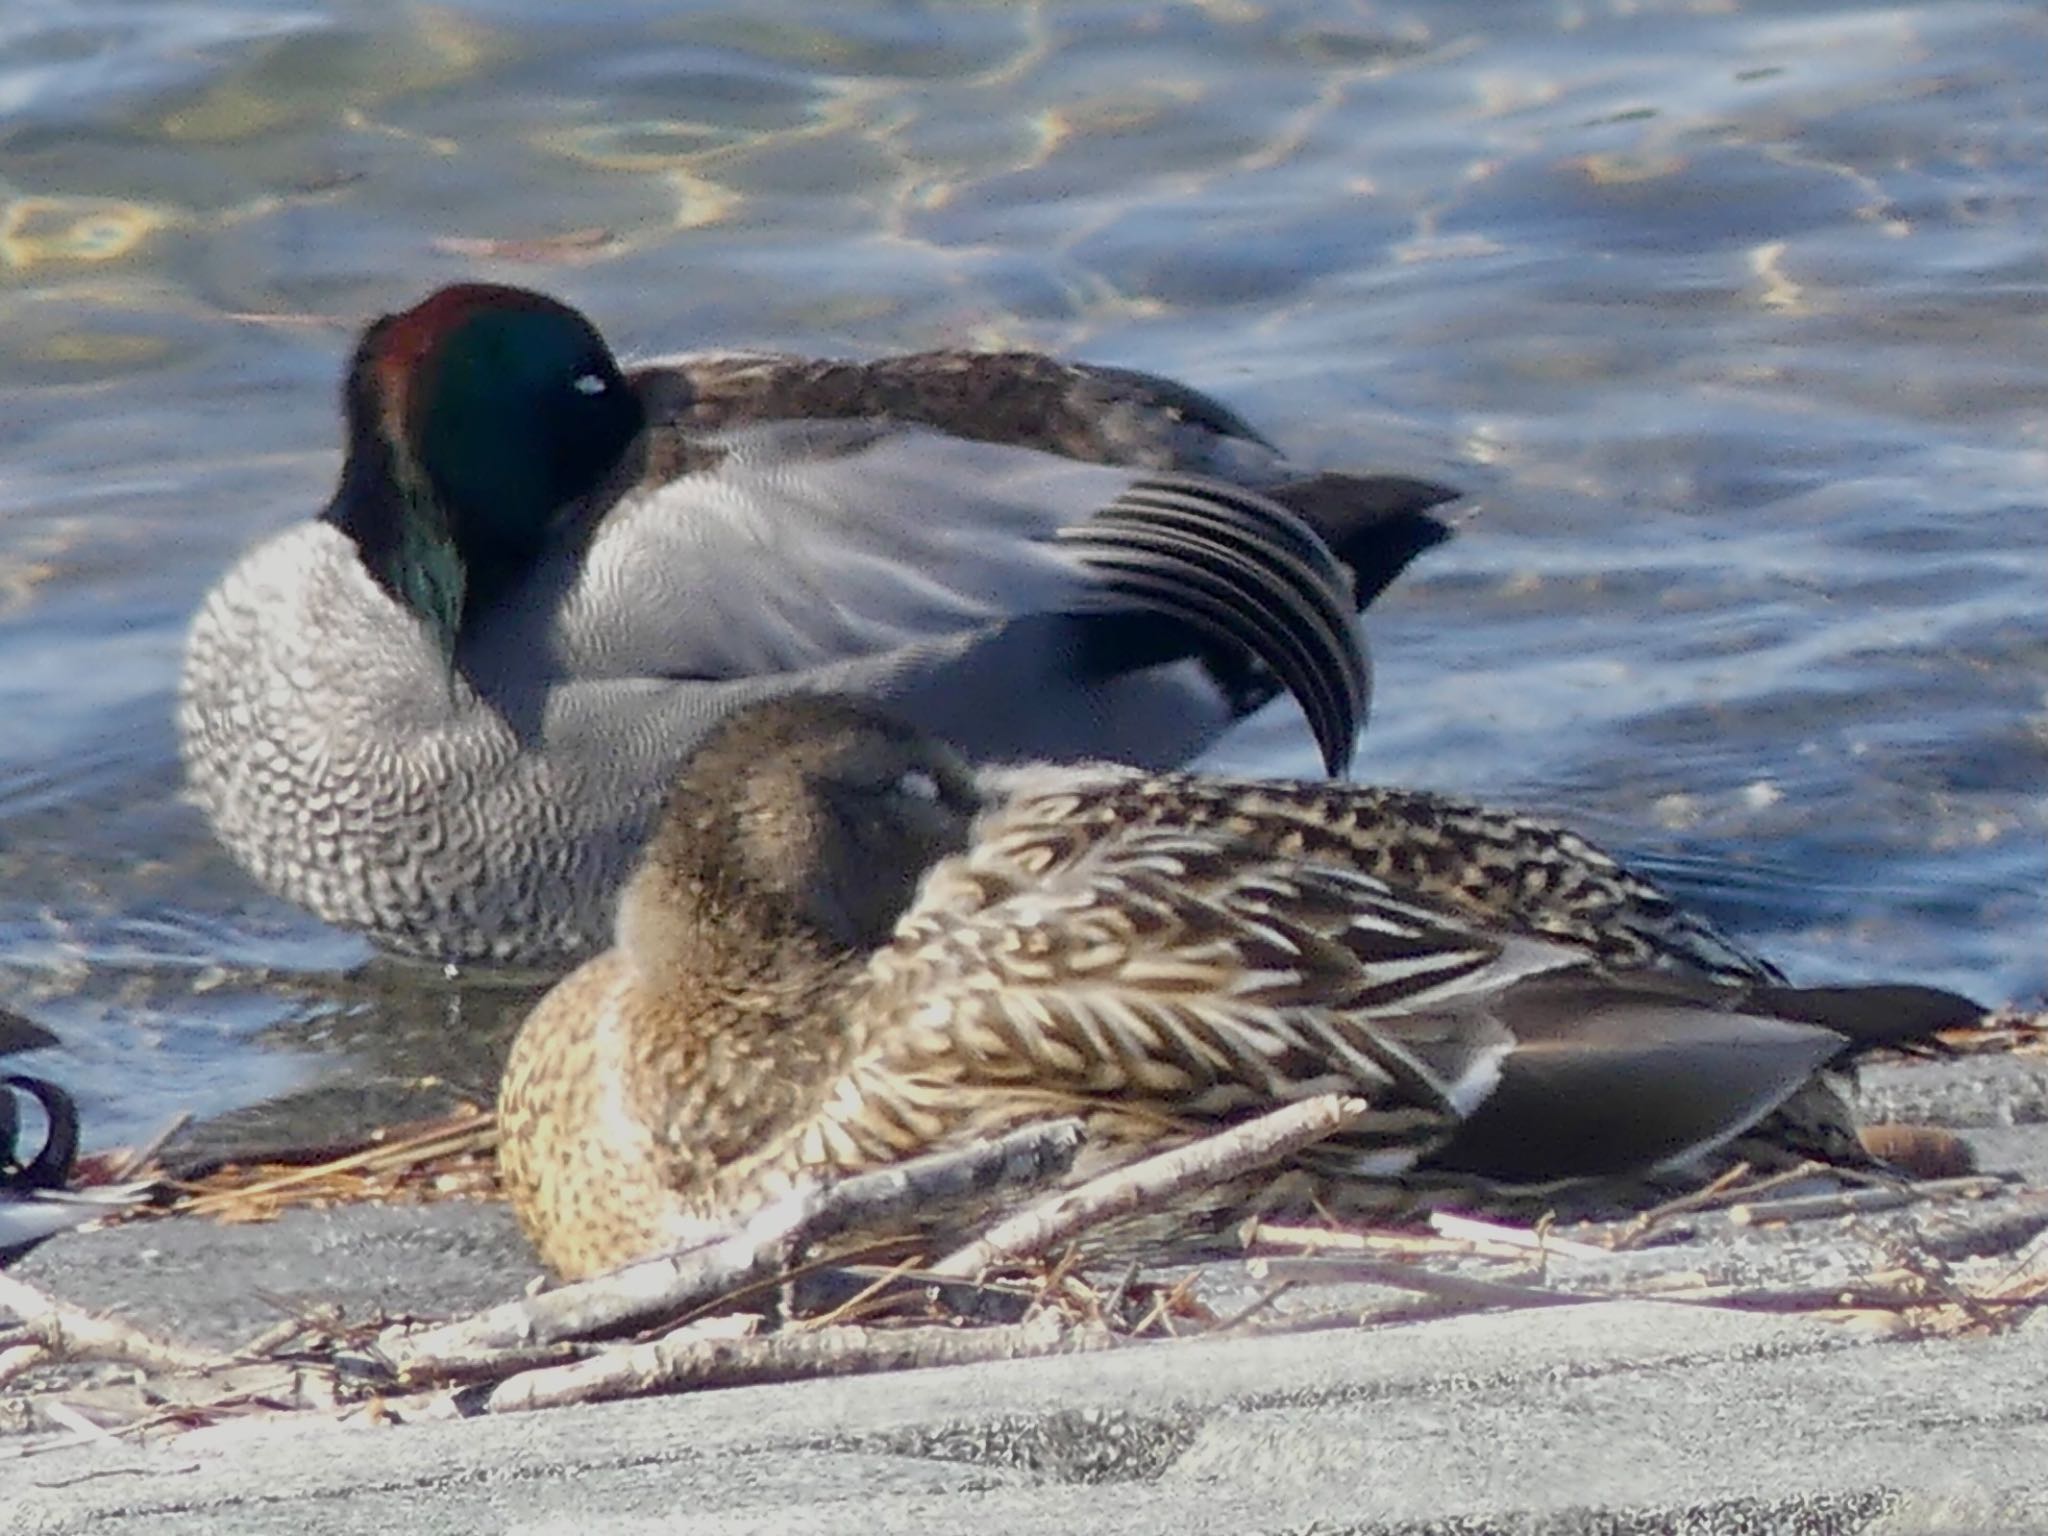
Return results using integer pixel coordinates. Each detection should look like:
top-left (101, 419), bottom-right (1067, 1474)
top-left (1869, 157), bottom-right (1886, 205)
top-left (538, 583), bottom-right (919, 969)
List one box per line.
top-left (1060, 476), bottom-right (1370, 775)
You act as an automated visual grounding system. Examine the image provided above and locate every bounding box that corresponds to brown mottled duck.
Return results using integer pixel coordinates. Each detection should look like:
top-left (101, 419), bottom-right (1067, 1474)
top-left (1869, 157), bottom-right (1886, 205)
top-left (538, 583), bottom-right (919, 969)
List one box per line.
top-left (498, 696), bottom-right (1980, 1279)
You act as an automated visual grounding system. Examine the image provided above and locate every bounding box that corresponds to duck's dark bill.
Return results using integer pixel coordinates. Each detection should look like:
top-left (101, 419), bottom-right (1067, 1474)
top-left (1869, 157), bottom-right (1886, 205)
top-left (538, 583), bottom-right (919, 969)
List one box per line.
top-left (1061, 475), bottom-right (1370, 776)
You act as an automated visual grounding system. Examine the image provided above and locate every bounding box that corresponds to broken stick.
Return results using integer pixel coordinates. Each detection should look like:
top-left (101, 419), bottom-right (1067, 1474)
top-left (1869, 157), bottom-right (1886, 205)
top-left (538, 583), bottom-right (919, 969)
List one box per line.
top-left (487, 1311), bottom-right (1114, 1413)
top-left (931, 1095), bottom-right (1370, 1279)
top-left (1729, 1175), bottom-right (2007, 1228)
top-left (0, 1272), bottom-right (227, 1375)
top-left (384, 1119), bottom-right (1083, 1380)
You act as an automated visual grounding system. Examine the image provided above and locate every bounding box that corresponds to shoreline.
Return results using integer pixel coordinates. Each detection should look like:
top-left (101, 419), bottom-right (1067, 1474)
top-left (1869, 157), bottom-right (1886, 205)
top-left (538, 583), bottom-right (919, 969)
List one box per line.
top-left (4, 1044), bottom-right (2047, 1533)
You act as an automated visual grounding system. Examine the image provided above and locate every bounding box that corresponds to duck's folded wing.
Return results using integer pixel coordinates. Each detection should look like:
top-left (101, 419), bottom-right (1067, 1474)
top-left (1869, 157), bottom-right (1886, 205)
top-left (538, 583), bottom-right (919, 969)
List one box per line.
top-left (0, 1185), bottom-right (154, 1266)
top-left (634, 348), bottom-right (1290, 482)
top-left (1, 1195), bottom-right (109, 1265)
top-left (831, 829), bottom-right (1567, 1172)
top-left (1420, 980), bottom-right (1846, 1184)
top-left (538, 422), bottom-right (1369, 769)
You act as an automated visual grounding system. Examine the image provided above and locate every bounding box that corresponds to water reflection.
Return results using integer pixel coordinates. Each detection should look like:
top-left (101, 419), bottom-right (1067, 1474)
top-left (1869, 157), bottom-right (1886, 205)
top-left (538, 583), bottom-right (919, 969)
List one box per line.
top-left (0, 0), bottom-right (2041, 1151)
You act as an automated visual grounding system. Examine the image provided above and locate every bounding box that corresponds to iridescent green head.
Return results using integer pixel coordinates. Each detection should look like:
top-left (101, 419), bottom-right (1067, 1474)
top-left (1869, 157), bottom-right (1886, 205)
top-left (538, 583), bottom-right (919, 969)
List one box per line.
top-left (328, 283), bottom-right (644, 659)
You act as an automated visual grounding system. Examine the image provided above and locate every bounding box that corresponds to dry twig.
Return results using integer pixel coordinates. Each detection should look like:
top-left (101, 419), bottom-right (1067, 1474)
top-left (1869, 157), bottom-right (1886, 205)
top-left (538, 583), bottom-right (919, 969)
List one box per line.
top-left (1254, 1255), bottom-right (1596, 1314)
top-left (486, 1311), bottom-right (1115, 1413)
top-left (170, 1110), bottom-right (499, 1220)
top-left (383, 1120), bottom-right (1083, 1381)
top-left (93, 1112), bottom-right (192, 1185)
top-left (0, 1273), bottom-right (227, 1375)
top-left (1425, 1211), bottom-right (1609, 1260)
top-left (1241, 1221), bottom-right (1502, 1260)
top-left (1602, 1161), bottom-right (1756, 1247)
top-left (932, 1095), bottom-right (1369, 1278)
top-left (0, 1340), bottom-right (52, 1388)
top-left (1729, 1175), bottom-right (2006, 1228)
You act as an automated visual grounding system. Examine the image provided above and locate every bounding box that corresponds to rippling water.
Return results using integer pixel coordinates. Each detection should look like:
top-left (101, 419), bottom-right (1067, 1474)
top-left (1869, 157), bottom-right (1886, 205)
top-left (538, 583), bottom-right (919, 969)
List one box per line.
top-left (1, 0), bottom-right (2042, 1150)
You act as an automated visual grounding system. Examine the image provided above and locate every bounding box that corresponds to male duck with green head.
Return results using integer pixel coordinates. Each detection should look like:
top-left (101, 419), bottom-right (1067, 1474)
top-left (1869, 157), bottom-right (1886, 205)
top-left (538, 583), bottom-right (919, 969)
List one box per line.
top-left (180, 284), bottom-right (1457, 965)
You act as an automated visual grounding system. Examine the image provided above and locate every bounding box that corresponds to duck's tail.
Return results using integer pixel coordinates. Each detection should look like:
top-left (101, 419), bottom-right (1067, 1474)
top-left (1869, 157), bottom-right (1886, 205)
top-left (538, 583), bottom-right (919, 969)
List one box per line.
top-left (1266, 471), bottom-right (1459, 613)
top-left (1745, 982), bottom-right (1987, 1062)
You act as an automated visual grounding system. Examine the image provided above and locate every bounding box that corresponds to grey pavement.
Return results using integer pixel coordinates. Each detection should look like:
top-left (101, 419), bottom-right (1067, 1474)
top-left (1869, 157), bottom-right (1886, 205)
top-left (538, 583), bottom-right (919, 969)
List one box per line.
top-left (3, 1047), bottom-right (2047, 1535)
top-left (8, 1300), bottom-right (2048, 1535)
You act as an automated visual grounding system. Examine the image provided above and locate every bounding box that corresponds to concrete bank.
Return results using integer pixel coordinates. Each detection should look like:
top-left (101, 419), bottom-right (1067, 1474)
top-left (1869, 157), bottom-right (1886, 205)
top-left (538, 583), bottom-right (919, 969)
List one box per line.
top-left (3, 1049), bottom-right (2046, 1534)
top-left (7, 1296), bottom-right (2048, 1535)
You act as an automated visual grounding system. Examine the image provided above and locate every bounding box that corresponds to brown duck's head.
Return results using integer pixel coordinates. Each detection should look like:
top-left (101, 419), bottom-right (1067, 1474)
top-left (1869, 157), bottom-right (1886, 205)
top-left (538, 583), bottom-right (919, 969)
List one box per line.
top-left (621, 695), bottom-right (984, 975)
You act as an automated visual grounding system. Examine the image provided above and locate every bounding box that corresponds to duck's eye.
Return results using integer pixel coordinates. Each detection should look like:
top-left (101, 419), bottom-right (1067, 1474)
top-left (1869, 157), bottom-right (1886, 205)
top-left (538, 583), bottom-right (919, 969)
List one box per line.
top-left (571, 371), bottom-right (609, 397)
top-left (893, 768), bottom-right (941, 804)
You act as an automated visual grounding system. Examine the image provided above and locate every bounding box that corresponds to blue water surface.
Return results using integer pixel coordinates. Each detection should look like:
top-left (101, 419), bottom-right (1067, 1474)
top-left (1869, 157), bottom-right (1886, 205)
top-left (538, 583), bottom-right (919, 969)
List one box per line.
top-left (0, 0), bottom-right (2041, 1146)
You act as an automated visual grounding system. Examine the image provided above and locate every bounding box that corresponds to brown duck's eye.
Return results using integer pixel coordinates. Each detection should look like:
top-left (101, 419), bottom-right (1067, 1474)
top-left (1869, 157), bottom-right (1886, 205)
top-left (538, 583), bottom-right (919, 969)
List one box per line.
top-left (893, 769), bottom-right (942, 804)
top-left (571, 371), bottom-right (609, 397)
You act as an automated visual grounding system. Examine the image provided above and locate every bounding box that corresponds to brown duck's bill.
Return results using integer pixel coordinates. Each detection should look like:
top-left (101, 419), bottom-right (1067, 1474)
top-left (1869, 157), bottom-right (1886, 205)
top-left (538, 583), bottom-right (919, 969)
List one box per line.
top-left (1060, 476), bottom-right (1371, 776)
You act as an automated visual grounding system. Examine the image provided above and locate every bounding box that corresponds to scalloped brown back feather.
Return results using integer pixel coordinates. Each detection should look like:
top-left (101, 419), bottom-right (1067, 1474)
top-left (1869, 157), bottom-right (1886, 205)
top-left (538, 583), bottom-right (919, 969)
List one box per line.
top-left (983, 771), bottom-right (1780, 986)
